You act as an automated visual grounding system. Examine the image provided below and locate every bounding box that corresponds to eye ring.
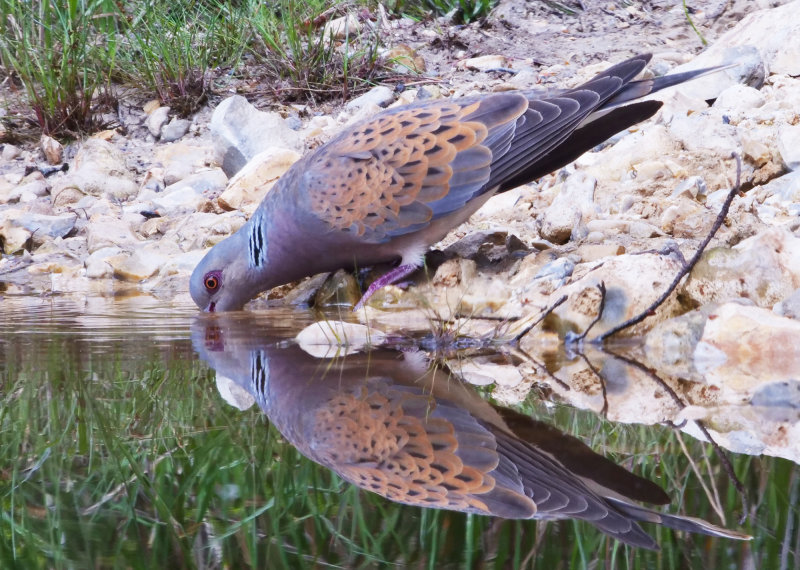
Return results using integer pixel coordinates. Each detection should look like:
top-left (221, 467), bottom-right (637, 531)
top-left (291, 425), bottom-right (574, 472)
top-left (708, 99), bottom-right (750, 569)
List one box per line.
top-left (204, 272), bottom-right (220, 292)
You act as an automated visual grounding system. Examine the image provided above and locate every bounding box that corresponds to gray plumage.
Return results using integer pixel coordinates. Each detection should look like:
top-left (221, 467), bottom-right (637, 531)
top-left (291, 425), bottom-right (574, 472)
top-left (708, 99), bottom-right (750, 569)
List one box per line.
top-left (190, 54), bottom-right (717, 311)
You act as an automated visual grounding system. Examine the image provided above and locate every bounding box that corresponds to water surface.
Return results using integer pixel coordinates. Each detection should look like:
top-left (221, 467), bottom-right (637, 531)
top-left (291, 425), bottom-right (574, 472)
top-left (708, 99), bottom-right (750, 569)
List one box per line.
top-left (0, 294), bottom-right (794, 568)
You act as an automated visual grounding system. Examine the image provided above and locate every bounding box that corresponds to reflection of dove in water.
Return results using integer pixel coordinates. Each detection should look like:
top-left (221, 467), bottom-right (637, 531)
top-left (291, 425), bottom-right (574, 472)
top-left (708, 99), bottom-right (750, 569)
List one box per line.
top-left (192, 319), bottom-right (750, 550)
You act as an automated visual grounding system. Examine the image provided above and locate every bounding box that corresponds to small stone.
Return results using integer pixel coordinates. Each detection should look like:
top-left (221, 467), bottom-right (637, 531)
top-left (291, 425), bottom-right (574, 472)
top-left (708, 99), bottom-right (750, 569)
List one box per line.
top-left (216, 375), bottom-right (255, 411)
top-left (210, 95), bottom-right (303, 177)
top-left (108, 248), bottom-right (168, 281)
top-left (86, 218), bottom-right (140, 253)
top-left (458, 55), bottom-right (509, 71)
top-left (16, 212), bottom-right (77, 245)
top-left (160, 117), bottom-right (191, 142)
top-left (85, 246), bottom-right (124, 278)
top-left (345, 86), bottom-right (394, 111)
top-left (296, 320), bottom-right (386, 358)
top-left (778, 124), bottom-right (800, 171)
top-left (540, 172), bottom-right (596, 244)
top-left (323, 14), bottom-right (361, 40)
top-left (217, 148), bottom-right (301, 214)
top-left (315, 270), bottom-right (361, 307)
top-left (146, 106), bottom-right (171, 137)
top-left (577, 243), bottom-right (625, 262)
top-left (40, 134), bottom-right (63, 164)
top-left (773, 288), bottom-right (800, 320)
top-left (713, 84), bottom-right (765, 113)
top-left (52, 138), bottom-right (139, 202)
top-left (2, 144), bottom-right (21, 160)
top-left (384, 44), bottom-right (426, 74)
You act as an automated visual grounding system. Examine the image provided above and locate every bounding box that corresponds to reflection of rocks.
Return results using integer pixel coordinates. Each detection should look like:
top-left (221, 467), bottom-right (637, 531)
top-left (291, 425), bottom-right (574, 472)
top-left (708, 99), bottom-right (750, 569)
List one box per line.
top-left (532, 302), bottom-right (800, 463)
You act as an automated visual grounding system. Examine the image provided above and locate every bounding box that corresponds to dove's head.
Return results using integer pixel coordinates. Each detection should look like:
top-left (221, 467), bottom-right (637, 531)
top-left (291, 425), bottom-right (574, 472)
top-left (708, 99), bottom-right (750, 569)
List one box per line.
top-left (190, 231), bottom-right (261, 312)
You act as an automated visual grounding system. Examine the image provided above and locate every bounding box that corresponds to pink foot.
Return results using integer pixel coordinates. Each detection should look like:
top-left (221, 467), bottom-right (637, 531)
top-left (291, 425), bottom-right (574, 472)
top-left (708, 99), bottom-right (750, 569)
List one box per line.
top-left (353, 264), bottom-right (419, 311)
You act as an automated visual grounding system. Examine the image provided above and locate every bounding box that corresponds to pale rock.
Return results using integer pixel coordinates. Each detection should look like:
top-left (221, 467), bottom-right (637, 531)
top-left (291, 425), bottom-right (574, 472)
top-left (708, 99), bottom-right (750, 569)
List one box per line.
top-left (628, 220), bottom-right (661, 239)
top-left (162, 167), bottom-right (228, 196)
top-left (86, 217), bottom-right (140, 253)
top-left (217, 148), bottom-right (301, 214)
top-left (345, 86), bottom-right (394, 111)
top-left (774, 288), bottom-right (800, 320)
top-left (40, 134), bottom-right (63, 164)
top-left (667, 45), bottom-right (765, 101)
top-left (668, 112), bottom-right (740, 155)
top-left (458, 54), bottom-right (509, 71)
top-left (778, 124), bottom-right (800, 171)
top-left (533, 257), bottom-right (574, 287)
top-left (341, 102), bottom-right (383, 126)
top-left (154, 142), bottom-right (217, 185)
top-left (455, 358), bottom-right (523, 387)
top-left (323, 14), bottom-right (361, 39)
top-left (15, 212), bottom-right (77, 245)
top-left (546, 252), bottom-right (685, 338)
top-left (432, 258), bottom-right (477, 287)
top-left (146, 105), bottom-right (171, 137)
top-left (0, 214), bottom-right (31, 253)
top-left (210, 95), bottom-right (303, 177)
top-left (660, 199), bottom-right (710, 238)
top-left (143, 99), bottom-right (161, 114)
top-left (658, 90), bottom-right (709, 122)
top-left (170, 211), bottom-right (246, 251)
top-left (2, 144), bottom-right (21, 160)
top-left (141, 167), bottom-right (165, 192)
top-left (159, 249), bottom-right (208, 276)
top-left (107, 247), bottom-right (168, 281)
top-left (52, 139), bottom-right (138, 202)
top-left (8, 173), bottom-right (48, 203)
top-left (149, 186), bottom-right (208, 217)
top-left (713, 83), bottom-right (766, 115)
top-left (383, 44), bottom-right (426, 74)
top-left (540, 172), bottom-right (596, 244)
top-left (643, 305), bottom-right (709, 381)
top-left (631, 159), bottom-right (671, 183)
top-left (757, 171), bottom-right (800, 206)
top-left (740, 130), bottom-right (773, 167)
top-left (688, 1), bottom-right (800, 77)
top-left (508, 68), bottom-right (539, 89)
top-left (85, 246), bottom-right (124, 278)
top-left (160, 117), bottom-right (191, 142)
top-left (303, 115), bottom-right (338, 140)
top-left (582, 125), bottom-right (676, 182)
top-left (671, 175), bottom-right (707, 200)
top-left (684, 227), bottom-right (800, 307)
top-left (296, 321), bottom-right (386, 358)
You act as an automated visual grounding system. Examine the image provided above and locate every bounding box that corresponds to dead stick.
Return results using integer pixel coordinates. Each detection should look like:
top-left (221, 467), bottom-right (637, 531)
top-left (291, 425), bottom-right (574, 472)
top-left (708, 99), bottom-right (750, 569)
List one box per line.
top-left (594, 153), bottom-right (742, 343)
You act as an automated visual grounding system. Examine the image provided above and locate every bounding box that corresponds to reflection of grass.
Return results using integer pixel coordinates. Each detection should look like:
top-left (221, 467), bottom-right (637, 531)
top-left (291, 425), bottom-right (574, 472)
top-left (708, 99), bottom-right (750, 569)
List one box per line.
top-left (0, 336), bottom-right (793, 568)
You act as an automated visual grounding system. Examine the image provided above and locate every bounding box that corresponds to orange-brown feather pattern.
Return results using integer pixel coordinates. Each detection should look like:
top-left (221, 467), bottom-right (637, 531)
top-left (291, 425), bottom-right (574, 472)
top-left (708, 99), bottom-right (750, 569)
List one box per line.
top-left (310, 387), bottom-right (499, 514)
top-left (305, 100), bottom-right (490, 237)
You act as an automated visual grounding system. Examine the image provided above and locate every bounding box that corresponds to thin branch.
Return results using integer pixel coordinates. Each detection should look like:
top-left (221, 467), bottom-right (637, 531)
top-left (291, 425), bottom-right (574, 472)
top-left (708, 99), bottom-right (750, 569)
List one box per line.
top-left (595, 153), bottom-right (742, 343)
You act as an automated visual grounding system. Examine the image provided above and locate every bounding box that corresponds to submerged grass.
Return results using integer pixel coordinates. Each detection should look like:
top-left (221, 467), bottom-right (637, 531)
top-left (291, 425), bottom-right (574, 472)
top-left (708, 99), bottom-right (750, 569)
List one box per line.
top-left (0, 331), bottom-right (794, 569)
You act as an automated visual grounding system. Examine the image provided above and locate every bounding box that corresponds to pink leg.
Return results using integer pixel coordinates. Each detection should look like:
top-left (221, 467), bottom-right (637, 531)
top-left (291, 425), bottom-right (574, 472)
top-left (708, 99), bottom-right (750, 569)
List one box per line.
top-left (353, 264), bottom-right (419, 311)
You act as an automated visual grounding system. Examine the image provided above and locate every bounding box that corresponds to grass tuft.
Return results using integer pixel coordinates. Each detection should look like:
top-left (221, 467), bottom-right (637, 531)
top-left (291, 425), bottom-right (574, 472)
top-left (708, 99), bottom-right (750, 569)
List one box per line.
top-left (0, 0), bottom-right (121, 138)
top-left (248, 0), bottom-right (385, 104)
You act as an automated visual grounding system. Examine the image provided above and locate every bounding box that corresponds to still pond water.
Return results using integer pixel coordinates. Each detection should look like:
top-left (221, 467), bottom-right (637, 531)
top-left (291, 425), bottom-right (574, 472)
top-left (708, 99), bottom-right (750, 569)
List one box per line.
top-left (0, 294), bottom-right (797, 569)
